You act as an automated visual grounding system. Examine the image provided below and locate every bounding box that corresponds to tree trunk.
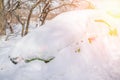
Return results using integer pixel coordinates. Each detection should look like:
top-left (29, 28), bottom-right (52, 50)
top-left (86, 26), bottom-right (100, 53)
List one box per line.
top-left (24, 0), bottom-right (41, 36)
top-left (0, 0), bottom-right (5, 35)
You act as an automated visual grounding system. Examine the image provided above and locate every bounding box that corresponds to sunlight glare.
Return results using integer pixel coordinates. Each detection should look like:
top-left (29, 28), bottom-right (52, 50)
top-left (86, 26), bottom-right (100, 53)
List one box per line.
top-left (97, 0), bottom-right (120, 18)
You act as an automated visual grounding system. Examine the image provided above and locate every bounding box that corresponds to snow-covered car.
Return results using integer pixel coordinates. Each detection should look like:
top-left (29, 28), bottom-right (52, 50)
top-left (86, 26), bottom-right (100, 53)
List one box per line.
top-left (2, 10), bottom-right (120, 80)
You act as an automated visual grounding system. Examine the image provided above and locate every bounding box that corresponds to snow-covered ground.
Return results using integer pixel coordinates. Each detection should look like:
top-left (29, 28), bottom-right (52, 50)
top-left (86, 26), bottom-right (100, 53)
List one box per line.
top-left (0, 9), bottom-right (120, 80)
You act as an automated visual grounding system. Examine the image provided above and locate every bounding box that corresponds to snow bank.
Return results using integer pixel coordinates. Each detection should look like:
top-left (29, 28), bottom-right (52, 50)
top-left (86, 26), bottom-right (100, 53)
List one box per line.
top-left (1, 10), bottom-right (120, 80)
top-left (10, 10), bottom-right (117, 59)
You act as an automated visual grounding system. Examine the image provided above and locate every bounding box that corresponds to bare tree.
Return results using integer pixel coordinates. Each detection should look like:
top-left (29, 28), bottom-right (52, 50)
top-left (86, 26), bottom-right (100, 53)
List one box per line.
top-left (1, 0), bottom-right (94, 37)
top-left (24, 0), bottom-right (42, 36)
top-left (4, 0), bottom-right (21, 34)
top-left (24, 0), bottom-right (76, 36)
top-left (0, 0), bottom-right (5, 35)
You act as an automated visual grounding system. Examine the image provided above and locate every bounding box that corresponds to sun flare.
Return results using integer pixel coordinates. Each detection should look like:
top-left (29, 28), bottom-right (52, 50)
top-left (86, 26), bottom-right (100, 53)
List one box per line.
top-left (95, 0), bottom-right (120, 18)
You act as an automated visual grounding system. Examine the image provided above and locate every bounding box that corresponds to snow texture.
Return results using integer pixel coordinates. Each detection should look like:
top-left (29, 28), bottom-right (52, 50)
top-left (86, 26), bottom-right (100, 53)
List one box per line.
top-left (0, 9), bottom-right (120, 80)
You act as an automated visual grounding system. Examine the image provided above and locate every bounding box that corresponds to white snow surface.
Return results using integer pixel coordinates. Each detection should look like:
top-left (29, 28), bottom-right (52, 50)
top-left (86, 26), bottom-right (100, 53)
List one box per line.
top-left (0, 9), bottom-right (120, 80)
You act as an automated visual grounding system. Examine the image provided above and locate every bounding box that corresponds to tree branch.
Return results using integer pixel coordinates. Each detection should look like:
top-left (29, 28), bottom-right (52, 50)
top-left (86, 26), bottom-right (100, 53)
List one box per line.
top-left (24, 0), bottom-right (42, 36)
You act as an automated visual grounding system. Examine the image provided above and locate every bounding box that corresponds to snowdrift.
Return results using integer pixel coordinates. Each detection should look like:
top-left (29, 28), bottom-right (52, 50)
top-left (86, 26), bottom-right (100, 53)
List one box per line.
top-left (10, 10), bottom-right (119, 59)
top-left (1, 10), bottom-right (120, 80)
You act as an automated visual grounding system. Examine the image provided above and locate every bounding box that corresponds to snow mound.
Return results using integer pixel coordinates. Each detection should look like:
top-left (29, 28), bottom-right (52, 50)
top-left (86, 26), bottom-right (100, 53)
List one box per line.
top-left (7, 10), bottom-right (120, 80)
top-left (10, 10), bottom-right (117, 59)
